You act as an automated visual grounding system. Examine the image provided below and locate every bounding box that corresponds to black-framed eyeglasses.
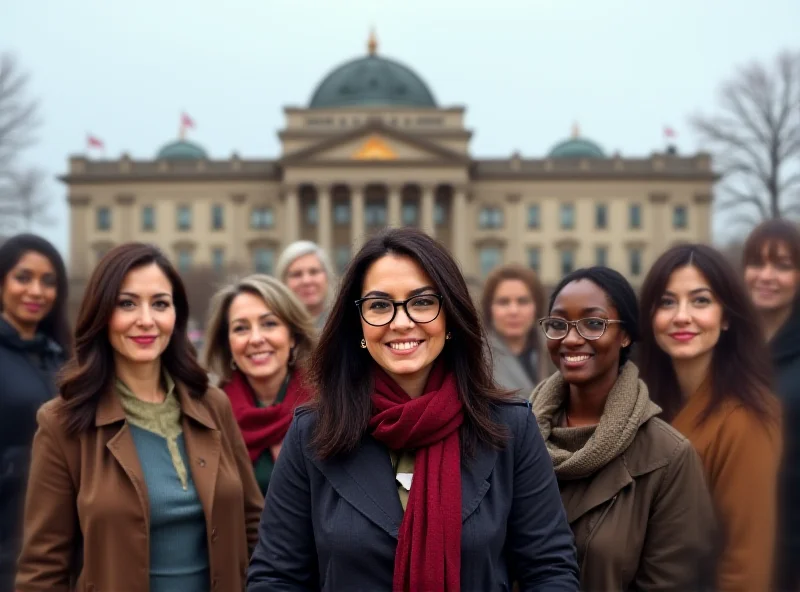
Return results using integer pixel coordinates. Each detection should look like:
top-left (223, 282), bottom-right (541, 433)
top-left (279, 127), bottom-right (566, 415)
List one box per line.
top-left (355, 294), bottom-right (444, 327)
top-left (539, 317), bottom-right (624, 341)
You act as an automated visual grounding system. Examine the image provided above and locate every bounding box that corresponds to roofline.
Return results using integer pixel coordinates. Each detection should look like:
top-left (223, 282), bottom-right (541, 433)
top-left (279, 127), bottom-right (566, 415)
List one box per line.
top-left (283, 105), bottom-right (466, 114)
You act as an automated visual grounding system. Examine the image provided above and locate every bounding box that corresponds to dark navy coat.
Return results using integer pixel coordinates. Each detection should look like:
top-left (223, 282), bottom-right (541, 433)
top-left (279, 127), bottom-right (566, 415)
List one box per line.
top-left (247, 400), bottom-right (579, 591)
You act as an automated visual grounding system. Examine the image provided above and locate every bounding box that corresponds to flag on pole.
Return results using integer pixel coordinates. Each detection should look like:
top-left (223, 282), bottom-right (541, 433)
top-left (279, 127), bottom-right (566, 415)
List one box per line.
top-left (87, 134), bottom-right (104, 149)
top-left (663, 126), bottom-right (676, 138)
top-left (181, 112), bottom-right (195, 129)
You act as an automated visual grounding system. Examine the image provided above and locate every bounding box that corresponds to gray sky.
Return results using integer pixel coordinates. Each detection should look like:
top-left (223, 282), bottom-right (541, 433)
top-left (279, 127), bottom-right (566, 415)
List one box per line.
top-left (3, 0), bottom-right (800, 259)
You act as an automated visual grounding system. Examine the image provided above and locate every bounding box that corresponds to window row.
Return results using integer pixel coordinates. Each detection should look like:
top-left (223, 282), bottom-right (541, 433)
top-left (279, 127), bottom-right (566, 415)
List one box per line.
top-left (301, 201), bottom-right (447, 227)
top-left (480, 204), bottom-right (689, 231)
top-left (171, 247), bottom-right (277, 275)
top-left (479, 246), bottom-right (645, 279)
top-left (95, 205), bottom-right (278, 232)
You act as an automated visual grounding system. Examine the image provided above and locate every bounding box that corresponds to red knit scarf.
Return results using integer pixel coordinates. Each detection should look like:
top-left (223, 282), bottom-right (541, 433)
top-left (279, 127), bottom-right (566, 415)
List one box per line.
top-left (223, 370), bottom-right (311, 462)
top-left (368, 361), bottom-right (464, 592)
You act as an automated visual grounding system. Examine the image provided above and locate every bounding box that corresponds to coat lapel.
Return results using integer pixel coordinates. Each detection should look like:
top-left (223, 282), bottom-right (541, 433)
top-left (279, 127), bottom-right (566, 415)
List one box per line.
top-left (461, 443), bottom-right (498, 523)
top-left (311, 436), bottom-right (404, 539)
top-left (179, 386), bottom-right (221, 525)
top-left (562, 455), bottom-right (632, 524)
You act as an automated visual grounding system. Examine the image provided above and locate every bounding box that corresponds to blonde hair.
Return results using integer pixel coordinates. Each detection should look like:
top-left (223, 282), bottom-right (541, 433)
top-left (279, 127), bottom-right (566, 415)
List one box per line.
top-left (203, 274), bottom-right (317, 384)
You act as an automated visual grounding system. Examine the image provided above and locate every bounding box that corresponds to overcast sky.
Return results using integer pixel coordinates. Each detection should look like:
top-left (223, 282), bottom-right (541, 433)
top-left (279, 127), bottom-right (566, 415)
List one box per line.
top-left (3, 0), bottom-right (799, 259)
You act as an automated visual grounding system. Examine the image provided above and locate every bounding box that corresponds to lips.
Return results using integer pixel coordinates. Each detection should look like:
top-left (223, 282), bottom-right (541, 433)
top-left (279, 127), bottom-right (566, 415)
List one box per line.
top-left (130, 336), bottom-right (157, 345)
top-left (386, 339), bottom-right (423, 355)
top-left (560, 352), bottom-right (594, 369)
top-left (246, 351), bottom-right (274, 365)
top-left (22, 302), bottom-right (43, 313)
top-left (669, 332), bottom-right (697, 342)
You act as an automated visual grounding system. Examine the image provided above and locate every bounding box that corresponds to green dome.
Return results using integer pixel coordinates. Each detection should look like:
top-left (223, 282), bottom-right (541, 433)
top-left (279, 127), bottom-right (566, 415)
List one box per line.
top-left (549, 137), bottom-right (606, 159)
top-left (309, 52), bottom-right (437, 109)
top-left (156, 140), bottom-right (207, 160)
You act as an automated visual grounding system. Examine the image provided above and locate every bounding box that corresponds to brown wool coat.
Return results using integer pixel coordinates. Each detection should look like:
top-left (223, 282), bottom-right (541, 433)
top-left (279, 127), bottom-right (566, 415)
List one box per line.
top-left (15, 383), bottom-right (264, 592)
top-left (673, 384), bottom-right (782, 592)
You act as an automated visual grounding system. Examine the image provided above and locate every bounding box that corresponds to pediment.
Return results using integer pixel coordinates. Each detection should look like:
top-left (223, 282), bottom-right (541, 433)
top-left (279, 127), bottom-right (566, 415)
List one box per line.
top-left (281, 120), bottom-right (468, 165)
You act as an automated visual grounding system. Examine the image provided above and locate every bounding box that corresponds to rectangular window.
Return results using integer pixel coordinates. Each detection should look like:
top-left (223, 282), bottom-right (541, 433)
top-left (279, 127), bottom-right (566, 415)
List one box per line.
top-left (629, 248), bottom-right (643, 276)
top-left (560, 204), bottom-right (575, 230)
top-left (365, 202), bottom-right (387, 226)
top-left (211, 204), bottom-right (224, 231)
top-left (177, 205), bottom-right (192, 231)
top-left (335, 246), bottom-right (351, 275)
top-left (250, 207), bottom-right (274, 230)
top-left (254, 247), bottom-right (275, 274)
top-left (96, 207), bottom-right (111, 231)
top-left (560, 249), bottom-right (575, 276)
top-left (141, 206), bottom-right (155, 231)
top-left (402, 202), bottom-right (419, 226)
top-left (527, 247), bottom-right (540, 273)
top-left (595, 246), bottom-right (608, 267)
top-left (479, 246), bottom-right (503, 277)
top-left (177, 250), bottom-right (192, 272)
top-left (434, 202), bottom-right (446, 226)
top-left (595, 204), bottom-right (608, 229)
top-left (673, 205), bottom-right (688, 230)
top-left (527, 204), bottom-right (540, 229)
top-left (212, 248), bottom-right (225, 272)
top-left (334, 202), bottom-right (351, 225)
top-left (629, 204), bottom-right (642, 229)
top-left (478, 207), bottom-right (504, 229)
top-left (305, 203), bottom-right (318, 226)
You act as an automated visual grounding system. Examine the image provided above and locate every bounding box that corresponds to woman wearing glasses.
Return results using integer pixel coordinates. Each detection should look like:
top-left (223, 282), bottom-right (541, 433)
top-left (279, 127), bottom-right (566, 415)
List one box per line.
top-left (530, 266), bottom-right (715, 591)
top-left (247, 228), bottom-right (579, 591)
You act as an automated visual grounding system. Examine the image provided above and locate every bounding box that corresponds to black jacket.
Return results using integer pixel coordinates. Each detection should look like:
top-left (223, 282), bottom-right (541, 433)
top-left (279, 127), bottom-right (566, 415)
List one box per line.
top-left (771, 307), bottom-right (800, 590)
top-left (247, 400), bottom-right (579, 591)
top-left (0, 317), bottom-right (64, 589)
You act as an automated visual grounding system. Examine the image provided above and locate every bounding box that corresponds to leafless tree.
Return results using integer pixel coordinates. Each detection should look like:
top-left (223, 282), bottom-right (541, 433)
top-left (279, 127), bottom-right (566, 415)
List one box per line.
top-left (0, 53), bottom-right (40, 172)
top-left (0, 167), bottom-right (52, 232)
top-left (692, 50), bottom-right (800, 230)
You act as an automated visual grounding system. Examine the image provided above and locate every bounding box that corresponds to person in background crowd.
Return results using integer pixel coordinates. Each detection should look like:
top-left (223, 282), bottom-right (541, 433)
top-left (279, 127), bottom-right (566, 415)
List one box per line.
top-left (481, 264), bottom-right (548, 396)
top-left (531, 266), bottom-right (714, 590)
top-left (247, 228), bottom-right (579, 591)
top-left (203, 274), bottom-right (315, 496)
top-left (15, 243), bottom-right (262, 592)
top-left (275, 241), bottom-right (334, 330)
top-left (742, 219), bottom-right (800, 591)
top-left (639, 243), bottom-right (781, 592)
top-left (0, 234), bottom-right (70, 592)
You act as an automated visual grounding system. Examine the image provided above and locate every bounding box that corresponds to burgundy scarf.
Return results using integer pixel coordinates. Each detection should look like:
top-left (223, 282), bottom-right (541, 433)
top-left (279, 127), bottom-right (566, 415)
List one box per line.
top-left (368, 361), bottom-right (464, 592)
top-left (223, 370), bottom-right (311, 462)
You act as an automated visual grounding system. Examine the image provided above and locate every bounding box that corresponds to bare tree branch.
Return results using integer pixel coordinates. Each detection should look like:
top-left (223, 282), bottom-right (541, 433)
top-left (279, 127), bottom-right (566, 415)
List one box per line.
top-left (0, 167), bottom-right (53, 231)
top-left (0, 53), bottom-right (40, 171)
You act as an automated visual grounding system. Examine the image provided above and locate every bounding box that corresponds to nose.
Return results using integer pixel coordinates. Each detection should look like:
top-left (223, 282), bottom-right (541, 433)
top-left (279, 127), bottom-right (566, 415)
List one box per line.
top-left (561, 323), bottom-right (585, 347)
top-left (136, 305), bottom-right (155, 327)
top-left (28, 280), bottom-right (43, 297)
top-left (390, 303), bottom-right (414, 330)
top-left (673, 301), bottom-right (691, 325)
top-left (249, 326), bottom-right (267, 345)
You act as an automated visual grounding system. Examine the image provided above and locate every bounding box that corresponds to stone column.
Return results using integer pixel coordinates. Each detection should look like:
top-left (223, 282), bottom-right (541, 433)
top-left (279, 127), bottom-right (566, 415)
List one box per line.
top-left (115, 193), bottom-right (135, 242)
top-left (452, 186), bottom-right (469, 267)
top-left (282, 185), bottom-right (300, 247)
top-left (421, 185), bottom-right (436, 237)
top-left (506, 192), bottom-right (525, 264)
top-left (231, 193), bottom-right (247, 267)
top-left (68, 195), bottom-right (91, 279)
top-left (317, 185), bottom-right (332, 254)
top-left (388, 184), bottom-right (402, 227)
top-left (648, 192), bottom-right (669, 255)
top-left (351, 185), bottom-right (365, 252)
top-left (693, 193), bottom-right (713, 244)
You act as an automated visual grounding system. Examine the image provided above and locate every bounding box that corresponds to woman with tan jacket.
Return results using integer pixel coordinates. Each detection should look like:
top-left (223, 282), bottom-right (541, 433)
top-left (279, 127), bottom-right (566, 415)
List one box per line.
top-left (639, 244), bottom-right (781, 591)
top-left (531, 266), bottom-right (715, 590)
top-left (15, 243), bottom-right (263, 592)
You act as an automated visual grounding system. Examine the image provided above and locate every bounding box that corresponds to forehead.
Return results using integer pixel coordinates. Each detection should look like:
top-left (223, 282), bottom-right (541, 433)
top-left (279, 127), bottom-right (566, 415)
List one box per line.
top-left (753, 240), bottom-right (797, 264)
top-left (362, 254), bottom-right (433, 294)
top-left (288, 253), bottom-right (322, 272)
top-left (551, 279), bottom-right (611, 314)
top-left (120, 263), bottom-right (172, 293)
top-left (12, 251), bottom-right (55, 274)
top-left (494, 278), bottom-right (532, 298)
top-left (228, 291), bottom-right (271, 318)
top-left (666, 265), bottom-right (711, 290)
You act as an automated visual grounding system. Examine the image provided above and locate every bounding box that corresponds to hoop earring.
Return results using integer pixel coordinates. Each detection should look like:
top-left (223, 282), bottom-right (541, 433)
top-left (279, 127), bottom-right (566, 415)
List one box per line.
top-left (446, 332), bottom-right (452, 340)
top-left (288, 347), bottom-right (297, 366)
top-left (360, 338), bottom-right (367, 349)
top-left (230, 359), bottom-right (237, 370)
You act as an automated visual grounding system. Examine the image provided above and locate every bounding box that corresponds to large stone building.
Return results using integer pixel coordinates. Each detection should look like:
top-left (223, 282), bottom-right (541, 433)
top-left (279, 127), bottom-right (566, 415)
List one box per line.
top-left (63, 33), bottom-right (715, 292)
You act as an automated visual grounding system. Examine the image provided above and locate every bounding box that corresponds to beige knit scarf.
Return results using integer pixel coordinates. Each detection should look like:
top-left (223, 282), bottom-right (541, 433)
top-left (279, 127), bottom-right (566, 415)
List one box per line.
top-left (530, 362), bottom-right (661, 480)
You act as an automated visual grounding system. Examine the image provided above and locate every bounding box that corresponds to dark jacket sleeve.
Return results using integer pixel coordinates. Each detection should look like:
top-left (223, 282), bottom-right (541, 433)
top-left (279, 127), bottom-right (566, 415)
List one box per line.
top-left (633, 437), bottom-right (717, 591)
top-left (508, 408), bottom-right (580, 591)
top-left (247, 413), bottom-right (319, 591)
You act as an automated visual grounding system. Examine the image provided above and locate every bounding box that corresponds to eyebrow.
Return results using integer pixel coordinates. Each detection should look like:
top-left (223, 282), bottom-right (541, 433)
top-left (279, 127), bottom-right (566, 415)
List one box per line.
top-left (230, 312), bottom-right (276, 324)
top-left (550, 306), bottom-right (607, 316)
top-left (362, 285), bottom-right (436, 299)
top-left (663, 287), bottom-right (712, 296)
top-left (119, 292), bottom-right (172, 299)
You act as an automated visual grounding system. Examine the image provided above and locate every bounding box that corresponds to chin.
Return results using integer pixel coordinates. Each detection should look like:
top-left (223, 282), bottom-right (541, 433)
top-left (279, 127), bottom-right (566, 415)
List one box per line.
top-left (380, 359), bottom-right (427, 377)
top-left (241, 365), bottom-right (280, 380)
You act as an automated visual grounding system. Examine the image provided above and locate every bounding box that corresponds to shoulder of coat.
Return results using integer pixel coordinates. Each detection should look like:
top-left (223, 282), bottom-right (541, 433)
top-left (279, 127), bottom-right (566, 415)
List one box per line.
top-left (624, 416), bottom-right (693, 477)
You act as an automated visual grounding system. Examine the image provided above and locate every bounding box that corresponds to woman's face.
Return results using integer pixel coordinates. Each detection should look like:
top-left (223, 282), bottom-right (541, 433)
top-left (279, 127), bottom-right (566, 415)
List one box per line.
top-left (228, 291), bottom-right (295, 382)
top-left (285, 253), bottom-right (329, 314)
top-left (546, 279), bottom-right (627, 388)
top-left (490, 279), bottom-right (536, 343)
top-left (1, 251), bottom-right (58, 333)
top-left (359, 254), bottom-right (447, 391)
top-left (108, 264), bottom-right (176, 366)
top-left (652, 265), bottom-right (725, 363)
top-left (744, 241), bottom-right (799, 313)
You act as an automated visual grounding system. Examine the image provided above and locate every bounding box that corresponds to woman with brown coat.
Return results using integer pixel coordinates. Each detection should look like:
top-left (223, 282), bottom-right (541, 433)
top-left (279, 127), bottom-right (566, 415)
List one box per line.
top-left (15, 244), bottom-right (263, 592)
top-left (531, 266), bottom-right (715, 591)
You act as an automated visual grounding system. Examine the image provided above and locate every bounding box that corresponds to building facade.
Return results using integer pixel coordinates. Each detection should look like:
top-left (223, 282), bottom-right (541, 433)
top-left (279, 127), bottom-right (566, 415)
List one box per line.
top-left (63, 34), bottom-right (715, 293)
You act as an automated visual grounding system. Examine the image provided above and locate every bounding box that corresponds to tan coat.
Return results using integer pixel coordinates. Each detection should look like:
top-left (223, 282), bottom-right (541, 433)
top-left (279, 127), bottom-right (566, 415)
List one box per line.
top-left (15, 383), bottom-right (264, 592)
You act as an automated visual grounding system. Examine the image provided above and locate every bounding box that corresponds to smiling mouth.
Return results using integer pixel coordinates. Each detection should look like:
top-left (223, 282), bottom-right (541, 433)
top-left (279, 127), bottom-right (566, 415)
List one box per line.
top-left (387, 340), bottom-right (423, 351)
top-left (247, 352), bottom-right (274, 361)
top-left (562, 354), bottom-right (592, 362)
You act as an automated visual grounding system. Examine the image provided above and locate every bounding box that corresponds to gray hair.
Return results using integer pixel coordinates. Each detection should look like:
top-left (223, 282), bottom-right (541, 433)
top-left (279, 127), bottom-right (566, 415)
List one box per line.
top-left (275, 240), bottom-right (334, 282)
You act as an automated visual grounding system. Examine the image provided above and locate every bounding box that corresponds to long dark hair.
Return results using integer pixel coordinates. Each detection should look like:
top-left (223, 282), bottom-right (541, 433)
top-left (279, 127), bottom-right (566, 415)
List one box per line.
top-left (59, 243), bottom-right (209, 434)
top-left (548, 266), bottom-right (640, 368)
top-left (0, 233), bottom-right (71, 355)
top-left (639, 243), bottom-right (776, 423)
top-left (310, 227), bottom-right (509, 459)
